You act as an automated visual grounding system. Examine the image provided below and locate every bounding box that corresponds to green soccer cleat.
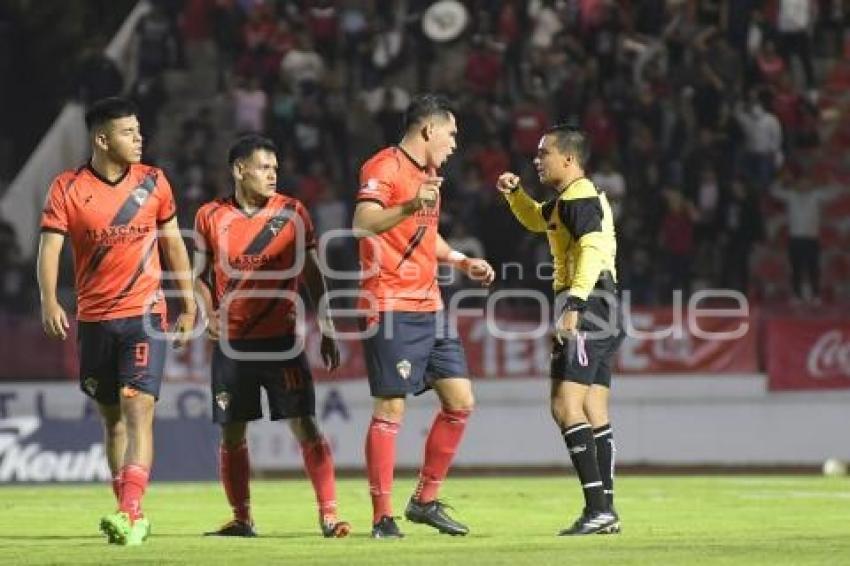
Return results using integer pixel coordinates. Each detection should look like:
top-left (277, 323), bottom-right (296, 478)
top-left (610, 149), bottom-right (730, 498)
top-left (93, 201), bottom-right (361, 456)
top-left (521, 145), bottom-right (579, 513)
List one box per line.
top-left (100, 512), bottom-right (150, 546)
top-left (125, 516), bottom-right (151, 546)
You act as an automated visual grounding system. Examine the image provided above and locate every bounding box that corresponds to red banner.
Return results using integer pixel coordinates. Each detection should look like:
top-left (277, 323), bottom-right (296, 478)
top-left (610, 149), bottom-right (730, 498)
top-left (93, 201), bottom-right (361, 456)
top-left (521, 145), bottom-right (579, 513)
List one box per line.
top-left (0, 308), bottom-right (759, 381)
top-left (766, 317), bottom-right (850, 390)
top-left (165, 308), bottom-right (758, 382)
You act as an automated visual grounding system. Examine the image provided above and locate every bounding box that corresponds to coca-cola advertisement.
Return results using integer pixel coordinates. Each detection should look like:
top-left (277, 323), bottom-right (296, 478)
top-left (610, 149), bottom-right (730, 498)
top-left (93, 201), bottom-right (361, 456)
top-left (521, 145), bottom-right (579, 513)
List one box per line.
top-left (765, 317), bottom-right (850, 390)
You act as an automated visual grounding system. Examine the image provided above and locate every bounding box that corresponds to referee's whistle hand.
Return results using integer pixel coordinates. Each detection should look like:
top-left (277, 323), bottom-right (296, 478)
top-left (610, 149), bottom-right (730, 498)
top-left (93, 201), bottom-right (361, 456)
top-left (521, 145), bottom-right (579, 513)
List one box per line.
top-left (496, 172), bottom-right (520, 194)
top-left (557, 310), bottom-right (579, 336)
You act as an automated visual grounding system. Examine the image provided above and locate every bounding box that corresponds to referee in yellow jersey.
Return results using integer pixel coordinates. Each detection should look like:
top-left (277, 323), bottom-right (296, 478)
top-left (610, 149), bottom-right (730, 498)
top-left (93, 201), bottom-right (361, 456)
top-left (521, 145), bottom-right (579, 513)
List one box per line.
top-left (497, 125), bottom-right (623, 536)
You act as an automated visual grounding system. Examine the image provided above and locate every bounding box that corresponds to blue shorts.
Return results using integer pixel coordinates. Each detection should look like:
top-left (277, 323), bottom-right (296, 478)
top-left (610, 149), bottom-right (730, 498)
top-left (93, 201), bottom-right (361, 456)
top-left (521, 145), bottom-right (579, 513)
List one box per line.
top-left (361, 312), bottom-right (468, 397)
top-left (77, 313), bottom-right (167, 404)
top-left (211, 336), bottom-right (316, 423)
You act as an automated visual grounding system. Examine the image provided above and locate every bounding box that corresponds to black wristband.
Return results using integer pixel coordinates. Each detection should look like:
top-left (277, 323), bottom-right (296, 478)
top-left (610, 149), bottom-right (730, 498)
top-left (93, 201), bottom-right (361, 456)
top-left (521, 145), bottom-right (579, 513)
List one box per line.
top-left (562, 295), bottom-right (588, 313)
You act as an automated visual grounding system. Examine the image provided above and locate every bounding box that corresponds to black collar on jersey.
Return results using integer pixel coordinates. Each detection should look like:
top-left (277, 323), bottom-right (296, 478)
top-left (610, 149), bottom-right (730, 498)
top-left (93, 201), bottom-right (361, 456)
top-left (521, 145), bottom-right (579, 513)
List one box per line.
top-left (542, 177), bottom-right (593, 219)
top-left (228, 193), bottom-right (272, 218)
top-left (85, 162), bottom-right (129, 187)
top-left (395, 145), bottom-right (427, 172)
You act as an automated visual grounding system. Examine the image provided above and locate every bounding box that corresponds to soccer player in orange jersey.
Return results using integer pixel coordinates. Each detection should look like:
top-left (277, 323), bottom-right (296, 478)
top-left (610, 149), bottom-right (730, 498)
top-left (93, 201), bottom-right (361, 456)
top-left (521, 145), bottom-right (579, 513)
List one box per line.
top-left (353, 94), bottom-right (495, 538)
top-left (36, 97), bottom-right (196, 545)
top-left (194, 135), bottom-right (350, 539)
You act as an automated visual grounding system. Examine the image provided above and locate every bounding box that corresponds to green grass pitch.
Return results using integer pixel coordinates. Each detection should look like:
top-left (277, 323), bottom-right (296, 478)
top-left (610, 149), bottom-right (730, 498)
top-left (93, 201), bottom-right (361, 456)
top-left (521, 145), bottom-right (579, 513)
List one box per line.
top-left (1, 476), bottom-right (849, 565)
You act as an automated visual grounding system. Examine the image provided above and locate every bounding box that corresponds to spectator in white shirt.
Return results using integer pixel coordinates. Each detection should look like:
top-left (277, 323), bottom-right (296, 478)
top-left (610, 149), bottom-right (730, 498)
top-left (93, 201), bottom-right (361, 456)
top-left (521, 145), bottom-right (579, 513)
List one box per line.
top-left (232, 77), bottom-right (268, 133)
top-left (591, 158), bottom-right (627, 222)
top-left (770, 169), bottom-right (840, 303)
top-left (735, 91), bottom-right (783, 190)
top-left (280, 33), bottom-right (326, 93)
top-left (777, 0), bottom-right (816, 89)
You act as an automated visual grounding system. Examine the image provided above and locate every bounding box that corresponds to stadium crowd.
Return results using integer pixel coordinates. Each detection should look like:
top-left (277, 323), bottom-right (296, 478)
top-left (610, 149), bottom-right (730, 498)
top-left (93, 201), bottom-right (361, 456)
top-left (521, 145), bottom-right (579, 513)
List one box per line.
top-left (3, 0), bottom-right (850, 313)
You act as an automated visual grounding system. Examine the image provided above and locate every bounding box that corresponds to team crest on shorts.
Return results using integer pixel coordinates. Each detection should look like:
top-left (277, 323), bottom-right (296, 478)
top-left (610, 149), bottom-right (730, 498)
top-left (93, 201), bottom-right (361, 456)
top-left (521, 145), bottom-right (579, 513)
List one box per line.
top-left (396, 359), bottom-right (412, 380)
top-left (215, 391), bottom-right (231, 411)
top-left (83, 377), bottom-right (98, 396)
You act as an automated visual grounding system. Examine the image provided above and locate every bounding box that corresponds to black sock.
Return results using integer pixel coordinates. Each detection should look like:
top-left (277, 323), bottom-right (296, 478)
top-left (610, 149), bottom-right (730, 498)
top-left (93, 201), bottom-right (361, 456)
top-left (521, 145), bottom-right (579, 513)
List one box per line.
top-left (562, 423), bottom-right (606, 513)
top-left (593, 424), bottom-right (615, 509)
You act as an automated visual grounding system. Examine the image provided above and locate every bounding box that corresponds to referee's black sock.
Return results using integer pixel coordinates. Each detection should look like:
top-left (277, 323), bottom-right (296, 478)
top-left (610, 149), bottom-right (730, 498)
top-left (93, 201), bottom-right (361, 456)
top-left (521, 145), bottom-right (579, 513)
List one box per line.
top-left (593, 424), bottom-right (615, 509)
top-left (562, 423), bottom-right (606, 513)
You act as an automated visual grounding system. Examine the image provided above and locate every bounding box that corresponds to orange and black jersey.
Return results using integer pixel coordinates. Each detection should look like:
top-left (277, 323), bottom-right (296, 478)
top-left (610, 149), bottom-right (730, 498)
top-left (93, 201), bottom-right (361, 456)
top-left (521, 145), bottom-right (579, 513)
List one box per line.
top-left (195, 193), bottom-right (316, 340)
top-left (40, 163), bottom-right (177, 321)
top-left (356, 146), bottom-right (441, 313)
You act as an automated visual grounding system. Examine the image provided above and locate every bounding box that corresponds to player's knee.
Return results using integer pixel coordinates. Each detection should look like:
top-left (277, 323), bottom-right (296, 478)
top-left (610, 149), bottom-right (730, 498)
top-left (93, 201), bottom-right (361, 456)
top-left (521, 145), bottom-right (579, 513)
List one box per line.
top-left (102, 417), bottom-right (125, 439)
top-left (373, 397), bottom-right (405, 422)
top-left (221, 422), bottom-right (247, 447)
top-left (552, 400), bottom-right (587, 428)
top-left (442, 391), bottom-right (474, 413)
top-left (120, 394), bottom-right (155, 429)
top-left (98, 407), bottom-right (122, 429)
top-left (549, 402), bottom-right (568, 429)
top-left (584, 405), bottom-right (609, 427)
top-left (288, 416), bottom-right (321, 442)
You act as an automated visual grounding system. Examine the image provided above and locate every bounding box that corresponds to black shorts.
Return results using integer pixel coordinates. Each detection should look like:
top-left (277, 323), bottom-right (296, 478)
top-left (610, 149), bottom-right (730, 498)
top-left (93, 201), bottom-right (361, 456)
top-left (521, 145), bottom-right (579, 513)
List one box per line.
top-left (211, 336), bottom-right (315, 424)
top-left (361, 311), bottom-right (468, 397)
top-left (77, 313), bottom-right (167, 404)
top-left (550, 293), bottom-right (625, 388)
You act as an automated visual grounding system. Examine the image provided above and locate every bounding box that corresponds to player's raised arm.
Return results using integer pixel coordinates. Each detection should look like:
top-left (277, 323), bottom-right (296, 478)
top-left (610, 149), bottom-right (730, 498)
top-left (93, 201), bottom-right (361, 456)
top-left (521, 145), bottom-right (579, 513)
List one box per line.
top-left (352, 175), bottom-right (442, 237)
top-left (158, 217), bottom-right (196, 348)
top-left (37, 231), bottom-right (70, 340)
top-left (436, 233), bottom-right (495, 287)
top-left (497, 172), bottom-right (549, 233)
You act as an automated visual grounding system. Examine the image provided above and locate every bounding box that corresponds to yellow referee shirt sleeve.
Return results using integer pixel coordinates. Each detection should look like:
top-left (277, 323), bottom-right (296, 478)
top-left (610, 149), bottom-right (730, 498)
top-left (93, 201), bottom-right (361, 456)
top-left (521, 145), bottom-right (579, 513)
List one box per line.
top-left (570, 232), bottom-right (606, 300)
top-left (558, 184), bottom-right (606, 301)
top-left (503, 186), bottom-right (548, 233)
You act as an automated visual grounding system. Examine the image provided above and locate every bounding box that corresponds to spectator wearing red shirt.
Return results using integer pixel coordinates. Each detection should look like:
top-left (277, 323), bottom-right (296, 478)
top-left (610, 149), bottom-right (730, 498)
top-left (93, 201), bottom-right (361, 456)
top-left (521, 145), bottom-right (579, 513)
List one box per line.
top-left (659, 189), bottom-right (698, 299)
top-left (582, 98), bottom-right (618, 160)
top-left (510, 99), bottom-right (548, 159)
top-left (470, 138), bottom-right (510, 189)
top-left (756, 39), bottom-right (787, 84)
top-left (464, 37), bottom-right (503, 96)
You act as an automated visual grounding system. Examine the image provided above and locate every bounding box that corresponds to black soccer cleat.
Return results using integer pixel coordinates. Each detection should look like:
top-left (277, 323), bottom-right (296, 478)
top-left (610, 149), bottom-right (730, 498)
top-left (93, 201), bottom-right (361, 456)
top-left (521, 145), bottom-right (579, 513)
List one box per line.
top-left (598, 507), bottom-right (621, 535)
top-left (371, 515), bottom-right (404, 539)
top-left (204, 519), bottom-right (257, 537)
top-left (404, 498), bottom-right (469, 536)
top-left (557, 508), bottom-right (618, 536)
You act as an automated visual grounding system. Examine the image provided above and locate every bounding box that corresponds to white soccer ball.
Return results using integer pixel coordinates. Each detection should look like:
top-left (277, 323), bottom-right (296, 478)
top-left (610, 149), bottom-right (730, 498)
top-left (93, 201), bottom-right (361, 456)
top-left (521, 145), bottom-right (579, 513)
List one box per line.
top-left (822, 458), bottom-right (847, 477)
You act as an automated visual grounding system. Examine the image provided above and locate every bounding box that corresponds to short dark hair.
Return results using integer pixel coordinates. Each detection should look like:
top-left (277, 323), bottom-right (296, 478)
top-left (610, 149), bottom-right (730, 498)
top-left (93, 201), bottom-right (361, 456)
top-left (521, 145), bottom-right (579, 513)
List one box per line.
top-left (545, 124), bottom-right (590, 168)
top-left (84, 97), bottom-right (138, 131)
top-left (403, 93), bottom-right (454, 131)
top-left (227, 134), bottom-right (277, 167)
